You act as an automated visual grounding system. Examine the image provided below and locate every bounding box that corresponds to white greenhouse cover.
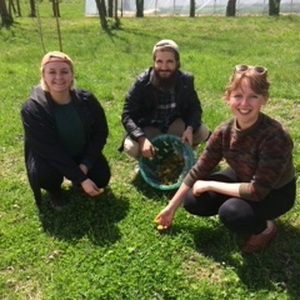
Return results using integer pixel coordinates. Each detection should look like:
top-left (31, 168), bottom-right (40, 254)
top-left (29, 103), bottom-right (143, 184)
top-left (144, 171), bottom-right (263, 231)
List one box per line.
top-left (85, 0), bottom-right (300, 16)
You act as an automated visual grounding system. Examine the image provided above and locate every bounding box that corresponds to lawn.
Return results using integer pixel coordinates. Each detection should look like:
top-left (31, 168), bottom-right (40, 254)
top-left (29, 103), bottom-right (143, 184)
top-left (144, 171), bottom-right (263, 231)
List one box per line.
top-left (0, 2), bottom-right (300, 299)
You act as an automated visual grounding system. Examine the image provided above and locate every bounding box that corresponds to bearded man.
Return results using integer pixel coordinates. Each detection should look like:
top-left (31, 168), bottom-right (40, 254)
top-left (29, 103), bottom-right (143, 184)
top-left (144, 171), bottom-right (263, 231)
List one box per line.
top-left (120, 39), bottom-right (210, 160)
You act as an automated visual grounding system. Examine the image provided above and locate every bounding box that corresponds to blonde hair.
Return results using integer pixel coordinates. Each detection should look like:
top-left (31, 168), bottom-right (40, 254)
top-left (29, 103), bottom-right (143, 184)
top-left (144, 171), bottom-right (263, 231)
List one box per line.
top-left (40, 51), bottom-right (75, 91)
top-left (225, 67), bottom-right (271, 98)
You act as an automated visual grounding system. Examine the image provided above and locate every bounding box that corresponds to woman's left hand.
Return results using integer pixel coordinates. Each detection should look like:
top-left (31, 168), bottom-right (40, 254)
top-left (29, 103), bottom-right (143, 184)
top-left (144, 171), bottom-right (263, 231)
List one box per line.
top-left (81, 178), bottom-right (101, 196)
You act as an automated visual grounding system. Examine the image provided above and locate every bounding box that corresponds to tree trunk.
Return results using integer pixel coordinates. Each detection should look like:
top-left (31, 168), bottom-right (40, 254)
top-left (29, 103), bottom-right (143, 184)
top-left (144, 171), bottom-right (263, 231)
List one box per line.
top-left (0, 0), bottom-right (14, 25)
top-left (114, 0), bottom-right (120, 28)
top-left (136, 0), bottom-right (144, 17)
top-left (52, 0), bottom-right (60, 18)
top-left (95, 0), bottom-right (108, 30)
top-left (269, 0), bottom-right (281, 16)
top-left (226, 0), bottom-right (236, 16)
top-left (15, 0), bottom-right (21, 16)
top-left (190, 0), bottom-right (195, 17)
top-left (29, 0), bottom-right (36, 17)
top-left (108, 0), bottom-right (113, 17)
top-left (8, 0), bottom-right (16, 16)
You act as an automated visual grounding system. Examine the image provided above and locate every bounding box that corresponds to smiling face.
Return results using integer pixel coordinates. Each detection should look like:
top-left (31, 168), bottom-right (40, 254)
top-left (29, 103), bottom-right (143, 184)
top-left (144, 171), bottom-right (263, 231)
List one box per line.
top-left (153, 50), bottom-right (178, 80)
top-left (225, 77), bottom-right (268, 130)
top-left (42, 61), bottom-right (73, 97)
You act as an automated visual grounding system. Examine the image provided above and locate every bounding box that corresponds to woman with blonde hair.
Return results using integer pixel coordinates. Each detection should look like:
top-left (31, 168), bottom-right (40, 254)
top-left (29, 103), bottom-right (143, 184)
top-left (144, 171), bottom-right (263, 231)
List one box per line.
top-left (155, 65), bottom-right (296, 254)
top-left (21, 51), bottom-right (110, 211)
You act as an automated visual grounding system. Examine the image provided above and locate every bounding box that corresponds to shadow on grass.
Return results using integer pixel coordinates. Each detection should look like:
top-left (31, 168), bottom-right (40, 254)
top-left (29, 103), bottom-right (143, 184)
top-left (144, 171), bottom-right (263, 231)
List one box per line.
top-left (131, 172), bottom-right (177, 201)
top-left (171, 220), bottom-right (300, 300)
top-left (37, 186), bottom-right (129, 246)
top-left (133, 168), bottom-right (299, 298)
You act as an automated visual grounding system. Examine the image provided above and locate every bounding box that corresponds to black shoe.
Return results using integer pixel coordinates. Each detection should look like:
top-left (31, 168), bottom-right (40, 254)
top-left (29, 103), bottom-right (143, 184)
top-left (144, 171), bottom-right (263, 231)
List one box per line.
top-left (71, 181), bottom-right (83, 192)
top-left (49, 191), bottom-right (67, 211)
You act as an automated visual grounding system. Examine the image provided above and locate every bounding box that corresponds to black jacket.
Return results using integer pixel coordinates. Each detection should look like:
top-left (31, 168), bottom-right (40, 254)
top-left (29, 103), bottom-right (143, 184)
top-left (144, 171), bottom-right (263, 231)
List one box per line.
top-left (21, 85), bottom-right (108, 203)
top-left (121, 67), bottom-right (203, 144)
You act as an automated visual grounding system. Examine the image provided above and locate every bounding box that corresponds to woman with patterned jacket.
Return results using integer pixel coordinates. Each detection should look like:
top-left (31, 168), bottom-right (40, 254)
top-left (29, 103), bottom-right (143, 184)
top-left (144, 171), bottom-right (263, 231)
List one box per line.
top-left (155, 64), bottom-right (296, 254)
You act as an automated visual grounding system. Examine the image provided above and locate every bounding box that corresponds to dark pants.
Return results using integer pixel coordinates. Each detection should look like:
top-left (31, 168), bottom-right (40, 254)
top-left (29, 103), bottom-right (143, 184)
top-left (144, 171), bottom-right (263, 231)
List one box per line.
top-left (33, 154), bottom-right (111, 194)
top-left (182, 168), bottom-right (296, 234)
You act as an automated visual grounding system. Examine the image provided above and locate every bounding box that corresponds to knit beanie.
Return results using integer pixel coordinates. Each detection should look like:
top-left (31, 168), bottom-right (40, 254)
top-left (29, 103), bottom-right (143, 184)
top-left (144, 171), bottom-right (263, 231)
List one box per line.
top-left (152, 39), bottom-right (180, 61)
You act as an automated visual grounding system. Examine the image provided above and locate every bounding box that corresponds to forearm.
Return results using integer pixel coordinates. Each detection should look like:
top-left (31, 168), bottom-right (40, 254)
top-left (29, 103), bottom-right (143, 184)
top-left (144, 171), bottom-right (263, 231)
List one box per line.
top-left (166, 182), bottom-right (190, 210)
top-left (203, 181), bottom-right (241, 198)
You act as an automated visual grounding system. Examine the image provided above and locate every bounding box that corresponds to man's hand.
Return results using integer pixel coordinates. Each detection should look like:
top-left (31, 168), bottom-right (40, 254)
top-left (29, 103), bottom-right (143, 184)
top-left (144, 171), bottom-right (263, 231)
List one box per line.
top-left (138, 137), bottom-right (155, 158)
top-left (181, 126), bottom-right (193, 147)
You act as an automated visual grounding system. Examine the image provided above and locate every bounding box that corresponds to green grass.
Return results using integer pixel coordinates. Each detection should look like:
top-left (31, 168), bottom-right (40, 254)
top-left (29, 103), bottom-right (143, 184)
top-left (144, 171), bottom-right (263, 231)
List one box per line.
top-left (1, 3), bottom-right (300, 299)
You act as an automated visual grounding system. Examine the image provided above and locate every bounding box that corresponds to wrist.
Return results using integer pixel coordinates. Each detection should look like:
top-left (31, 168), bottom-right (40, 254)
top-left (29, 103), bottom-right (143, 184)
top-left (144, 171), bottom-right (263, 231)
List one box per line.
top-left (81, 178), bottom-right (88, 185)
top-left (167, 201), bottom-right (180, 211)
top-left (185, 126), bottom-right (193, 132)
top-left (137, 136), bottom-right (147, 146)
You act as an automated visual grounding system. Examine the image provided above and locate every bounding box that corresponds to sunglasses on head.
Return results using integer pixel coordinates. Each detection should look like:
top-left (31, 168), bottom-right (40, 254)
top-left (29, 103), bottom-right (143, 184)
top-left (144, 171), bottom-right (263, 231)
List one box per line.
top-left (50, 54), bottom-right (68, 60)
top-left (155, 42), bottom-right (174, 49)
top-left (234, 65), bottom-right (267, 75)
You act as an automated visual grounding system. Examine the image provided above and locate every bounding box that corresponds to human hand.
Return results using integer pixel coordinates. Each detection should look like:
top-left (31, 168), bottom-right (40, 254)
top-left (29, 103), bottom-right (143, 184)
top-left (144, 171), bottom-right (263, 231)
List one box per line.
top-left (139, 137), bottom-right (155, 158)
top-left (81, 178), bottom-right (101, 197)
top-left (181, 127), bottom-right (193, 147)
top-left (193, 180), bottom-right (210, 196)
top-left (79, 164), bottom-right (88, 175)
top-left (154, 206), bottom-right (176, 229)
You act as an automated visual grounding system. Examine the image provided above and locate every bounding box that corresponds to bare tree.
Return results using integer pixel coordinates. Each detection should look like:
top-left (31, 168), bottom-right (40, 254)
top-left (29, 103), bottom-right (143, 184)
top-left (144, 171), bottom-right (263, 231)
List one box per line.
top-left (226, 0), bottom-right (236, 16)
top-left (114, 0), bottom-right (120, 28)
top-left (0, 0), bottom-right (14, 25)
top-left (108, 0), bottom-right (113, 17)
top-left (136, 0), bottom-right (143, 17)
top-left (269, 0), bottom-right (281, 15)
top-left (190, 0), bottom-right (195, 17)
top-left (15, 0), bottom-right (21, 16)
top-left (51, 0), bottom-right (60, 18)
top-left (29, 0), bottom-right (36, 17)
top-left (34, 3), bottom-right (46, 53)
top-left (54, 1), bottom-right (63, 51)
top-left (95, 0), bottom-right (108, 30)
top-left (8, 0), bottom-right (16, 16)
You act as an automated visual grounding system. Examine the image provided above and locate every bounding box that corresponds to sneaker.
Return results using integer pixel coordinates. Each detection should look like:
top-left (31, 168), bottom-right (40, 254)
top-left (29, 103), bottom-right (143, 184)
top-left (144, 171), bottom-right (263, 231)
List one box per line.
top-left (49, 191), bottom-right (67, 212)
top-left (134, 164), bottom-right (140, 174)
top-left (241, 222), bottom-right (277, 254)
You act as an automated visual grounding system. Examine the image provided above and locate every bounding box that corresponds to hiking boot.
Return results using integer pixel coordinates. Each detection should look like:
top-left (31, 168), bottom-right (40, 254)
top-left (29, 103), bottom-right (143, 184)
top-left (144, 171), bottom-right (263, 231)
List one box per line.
top-left (48, 191), bottom-right (67, 212)
top-left (241, 222), bottom-right (277, 254)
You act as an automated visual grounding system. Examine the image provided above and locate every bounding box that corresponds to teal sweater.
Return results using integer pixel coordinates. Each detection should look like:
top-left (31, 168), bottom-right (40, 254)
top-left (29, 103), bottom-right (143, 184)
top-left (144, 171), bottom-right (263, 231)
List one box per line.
top-left (184, 113), bottom-right (295, 202)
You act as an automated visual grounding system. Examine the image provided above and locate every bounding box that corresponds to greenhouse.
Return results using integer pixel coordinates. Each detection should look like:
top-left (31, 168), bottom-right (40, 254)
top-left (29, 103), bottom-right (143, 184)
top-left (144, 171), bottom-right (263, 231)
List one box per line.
top-left (85, 0), bottom-right (300, 16)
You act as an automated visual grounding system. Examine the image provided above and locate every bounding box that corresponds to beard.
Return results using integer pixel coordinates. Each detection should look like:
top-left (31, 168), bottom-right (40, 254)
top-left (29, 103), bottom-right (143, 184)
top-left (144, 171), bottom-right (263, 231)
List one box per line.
top-left (151, 68), bottom-right (177, 92)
